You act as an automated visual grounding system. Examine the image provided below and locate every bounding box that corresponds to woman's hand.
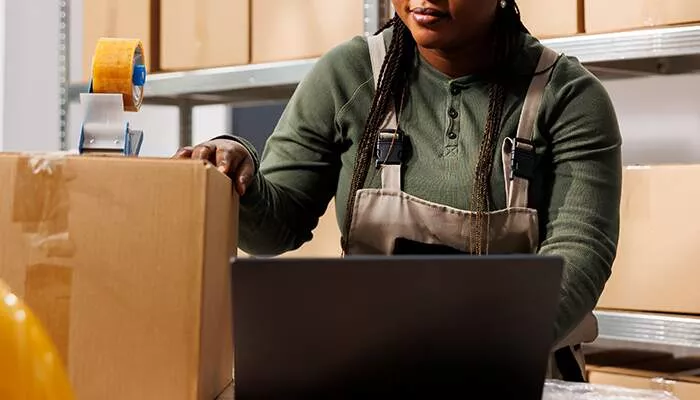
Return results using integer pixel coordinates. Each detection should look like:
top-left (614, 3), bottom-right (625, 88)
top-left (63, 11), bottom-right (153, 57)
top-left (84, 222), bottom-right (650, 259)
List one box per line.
top-left (173, 138), bottom-right (255, 196)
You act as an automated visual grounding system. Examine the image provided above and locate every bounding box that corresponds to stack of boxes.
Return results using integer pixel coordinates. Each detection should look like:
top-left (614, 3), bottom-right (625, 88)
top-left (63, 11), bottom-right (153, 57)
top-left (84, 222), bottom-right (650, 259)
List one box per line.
top-left (584, 0), bottom-right (700, 34)
top-left (582, 165), bottom-right (700, 399)
top-left (517, 0), bottom-right (583, 38)
top-left (82, 0), bottom-right (700, 77)
top-left (518, 0), bottom-right (700, 38)
top-left (82, 0), bottom-right (158, 80)
top-left (82, 0), bottom-right (365, 78)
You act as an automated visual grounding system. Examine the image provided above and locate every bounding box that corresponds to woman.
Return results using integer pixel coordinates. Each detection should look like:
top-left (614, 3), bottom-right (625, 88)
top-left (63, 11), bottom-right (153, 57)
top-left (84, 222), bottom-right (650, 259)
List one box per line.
top-left (175, 0), bottom-right (622, 382)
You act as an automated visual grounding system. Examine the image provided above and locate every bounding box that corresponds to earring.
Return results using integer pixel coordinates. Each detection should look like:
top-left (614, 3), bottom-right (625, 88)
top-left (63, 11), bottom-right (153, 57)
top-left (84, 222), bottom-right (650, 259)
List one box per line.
top-left (499, 0), bottom-right (507, 8)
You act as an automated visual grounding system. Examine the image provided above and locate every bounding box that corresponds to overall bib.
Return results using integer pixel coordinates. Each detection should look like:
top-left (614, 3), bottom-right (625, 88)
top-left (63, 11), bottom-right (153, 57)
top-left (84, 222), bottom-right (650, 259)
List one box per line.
top-left (344, 32), bottom-right (598, 381)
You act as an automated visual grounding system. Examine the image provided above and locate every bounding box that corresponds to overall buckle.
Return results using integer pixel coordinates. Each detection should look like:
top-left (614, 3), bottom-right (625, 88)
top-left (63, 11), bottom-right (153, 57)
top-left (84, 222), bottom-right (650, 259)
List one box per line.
top-left (375, 129), bottom-right (404, 167)
top-left (510, 137), bottom-right (536, 180)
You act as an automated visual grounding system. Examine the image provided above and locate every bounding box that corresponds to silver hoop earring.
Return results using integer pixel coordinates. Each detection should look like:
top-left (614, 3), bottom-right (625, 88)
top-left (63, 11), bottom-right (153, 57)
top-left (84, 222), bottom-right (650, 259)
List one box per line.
top-left (499, 0), bottom-right (507, 8)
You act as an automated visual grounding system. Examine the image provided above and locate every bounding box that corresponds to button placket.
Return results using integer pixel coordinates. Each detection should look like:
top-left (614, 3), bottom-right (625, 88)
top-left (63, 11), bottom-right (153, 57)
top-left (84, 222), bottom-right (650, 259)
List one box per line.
top-left (444, 83), bottom-right (461, 157)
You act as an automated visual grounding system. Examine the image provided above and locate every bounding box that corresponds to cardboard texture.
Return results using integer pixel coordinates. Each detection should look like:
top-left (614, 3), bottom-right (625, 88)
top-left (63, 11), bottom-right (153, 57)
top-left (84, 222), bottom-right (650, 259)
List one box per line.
top-left (588, 366), bottom-right (700, 399)
top-left (629, 357), bottom-right (700, 373)
top-left (160, 0), bottom-right (250, 71)
top-left (597, 165), bottom-right (700, 315)
top-left (237, 199), bottom-right (342, 258)
top-left (0, 154), bottom-right (237, 400)
top-left (251, 0), bottom-right (364, 63)
top-left (82, 0), bottom-right (158, 81)
top-left (518, 0), bottom-right (583, 38)
top-left (282, 199), bottom-right (342, 258)
top-left (585, 0), bottom-right (700, 34)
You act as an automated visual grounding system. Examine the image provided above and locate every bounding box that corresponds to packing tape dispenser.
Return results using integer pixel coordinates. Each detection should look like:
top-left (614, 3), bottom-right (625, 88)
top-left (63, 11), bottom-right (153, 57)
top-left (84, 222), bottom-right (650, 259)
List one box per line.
top-left (79, 38), bottom-right (146, 156)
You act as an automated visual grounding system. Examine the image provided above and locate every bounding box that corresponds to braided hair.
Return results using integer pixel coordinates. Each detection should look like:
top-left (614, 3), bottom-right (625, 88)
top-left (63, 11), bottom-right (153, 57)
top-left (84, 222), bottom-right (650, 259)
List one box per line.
top-left (342, 0), bottom-right (529, 254)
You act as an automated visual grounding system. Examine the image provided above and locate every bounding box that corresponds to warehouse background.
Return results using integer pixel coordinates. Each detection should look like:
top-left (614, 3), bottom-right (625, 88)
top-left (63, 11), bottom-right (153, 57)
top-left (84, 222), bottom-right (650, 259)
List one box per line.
top-left (2, 1), bottom-right (700, 161)
top-left (3, 1), bottom-right (700, 396)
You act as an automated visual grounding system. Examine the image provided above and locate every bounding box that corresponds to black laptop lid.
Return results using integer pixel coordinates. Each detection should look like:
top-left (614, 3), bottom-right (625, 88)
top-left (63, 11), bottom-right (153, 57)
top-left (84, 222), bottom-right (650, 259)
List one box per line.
top-left (231, 255), bottom-right (563, 399)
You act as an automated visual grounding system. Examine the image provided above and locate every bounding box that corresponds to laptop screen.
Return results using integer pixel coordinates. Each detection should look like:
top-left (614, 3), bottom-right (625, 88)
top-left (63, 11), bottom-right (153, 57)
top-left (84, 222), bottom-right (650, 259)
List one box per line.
top-left (231, 255), bottom-right (563, 399)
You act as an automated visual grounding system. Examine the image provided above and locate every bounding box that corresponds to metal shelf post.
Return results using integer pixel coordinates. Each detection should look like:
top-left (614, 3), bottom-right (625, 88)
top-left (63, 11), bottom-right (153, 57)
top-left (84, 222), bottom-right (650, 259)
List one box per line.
top-left (363, 0), bottom-right (393, 36)
top-left (179, 102), bottom-right (194, 147)
top-left (59, 0), bottom-right (71, 151)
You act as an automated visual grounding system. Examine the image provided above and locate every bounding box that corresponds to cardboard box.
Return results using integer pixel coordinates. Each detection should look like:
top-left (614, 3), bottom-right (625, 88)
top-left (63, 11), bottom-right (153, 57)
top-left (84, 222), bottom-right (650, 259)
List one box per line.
top-left (238, 199), bottom-right (342, 258)
top-left (628, 357), bottom-right (700, 374)
top-left (588, 363), bottom-right (700, 399)
top-left (585, 0), bottom-right (700, 34)
top-left (517, 0), bottom-right (583, 38)
top-left (82, 0), bottom-right (158, 81)
top-left (282, 199), bottom-right (342, 258)
top-left (0, 153), bottom-right (237, 400)
top-left (160, 0), bottom-right (250, 71)
top-left (597, 165), bottom-right (700, 315)
top-left (251, 0), bottom-right (364, 63)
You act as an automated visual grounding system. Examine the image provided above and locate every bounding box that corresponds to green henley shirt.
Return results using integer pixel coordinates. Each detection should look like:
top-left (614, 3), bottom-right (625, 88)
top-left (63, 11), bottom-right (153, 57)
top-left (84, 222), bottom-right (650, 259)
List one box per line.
top-left (232, 28), bottom-right (623, 341)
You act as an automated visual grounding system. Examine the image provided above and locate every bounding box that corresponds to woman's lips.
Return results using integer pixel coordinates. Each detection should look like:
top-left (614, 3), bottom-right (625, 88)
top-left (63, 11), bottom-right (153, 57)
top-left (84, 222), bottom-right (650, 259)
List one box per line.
top-left (410, 7), bottom-right (449, 26)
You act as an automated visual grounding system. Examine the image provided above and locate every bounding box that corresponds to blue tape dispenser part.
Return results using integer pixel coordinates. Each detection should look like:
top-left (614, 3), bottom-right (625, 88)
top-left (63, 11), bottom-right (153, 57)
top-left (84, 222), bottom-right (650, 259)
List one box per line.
top-left (132, 64), bottom-right (146, 87)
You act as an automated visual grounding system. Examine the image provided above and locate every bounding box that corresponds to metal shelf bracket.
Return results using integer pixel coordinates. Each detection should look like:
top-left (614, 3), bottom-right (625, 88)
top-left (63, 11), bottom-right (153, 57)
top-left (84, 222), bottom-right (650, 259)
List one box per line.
top-left (595, 310), bottom-right (700, 350)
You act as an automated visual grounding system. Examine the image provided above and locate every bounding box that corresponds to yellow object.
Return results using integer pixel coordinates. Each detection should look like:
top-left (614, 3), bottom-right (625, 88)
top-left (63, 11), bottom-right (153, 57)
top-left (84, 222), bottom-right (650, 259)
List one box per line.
top-left (0, 280), bottom-right (75, 400)
top-left (90, 37), bottom-right (145, 112)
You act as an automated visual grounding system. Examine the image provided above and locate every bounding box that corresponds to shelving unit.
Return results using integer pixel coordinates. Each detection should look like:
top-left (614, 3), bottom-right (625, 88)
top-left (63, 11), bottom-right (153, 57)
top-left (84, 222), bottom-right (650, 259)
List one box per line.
top-left (68, 24), bottom-right (700, 98)
top-left (593, 311), bottom-right (700, 357)
top-left (63, 0), bottom-right (395, 148)
top-left (66, 23), bottom-right (700, 147)
top-left (61, 0), bottom-right (700, 358)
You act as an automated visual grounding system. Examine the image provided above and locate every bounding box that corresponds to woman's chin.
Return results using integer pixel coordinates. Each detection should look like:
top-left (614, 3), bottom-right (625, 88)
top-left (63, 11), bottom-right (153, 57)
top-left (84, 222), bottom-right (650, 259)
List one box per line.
top-left (409, 30), bottom-right (450, 50)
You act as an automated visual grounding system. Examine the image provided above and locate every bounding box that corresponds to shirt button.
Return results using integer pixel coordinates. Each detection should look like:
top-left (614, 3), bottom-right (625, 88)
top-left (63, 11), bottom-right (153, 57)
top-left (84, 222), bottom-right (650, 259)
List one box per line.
top-left (448, 108), bottom-right (458, 119)
top-left (447, 132), bottom-right (457, 139)
top-left (450, 86), bottom-right (461, 95)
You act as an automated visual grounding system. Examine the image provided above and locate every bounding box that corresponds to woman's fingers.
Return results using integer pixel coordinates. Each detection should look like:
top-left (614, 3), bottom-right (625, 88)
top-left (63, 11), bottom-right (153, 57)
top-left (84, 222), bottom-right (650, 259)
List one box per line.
top-left (173, 139), bottom-right (256, 196)
top-left (191, 144), bottom-right (216, 163)
top-left (216, 145), bottom-right (234, 174)
top-left (232, 154), bottom-right (255, 196)
top-left (172, 146), bottom-right (194, 159)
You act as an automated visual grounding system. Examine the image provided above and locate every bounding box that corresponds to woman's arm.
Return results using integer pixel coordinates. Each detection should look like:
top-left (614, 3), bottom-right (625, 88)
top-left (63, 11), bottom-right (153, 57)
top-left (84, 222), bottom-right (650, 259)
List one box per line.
top-left (538, 62), bottom-right (623, 341)
top-left (231, 37), bottom-right (371, 256)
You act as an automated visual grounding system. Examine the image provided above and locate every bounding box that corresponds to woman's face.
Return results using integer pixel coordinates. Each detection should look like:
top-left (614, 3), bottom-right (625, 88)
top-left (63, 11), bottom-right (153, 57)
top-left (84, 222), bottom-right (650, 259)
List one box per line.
top-left (392, 0), bottom-right (498, 51)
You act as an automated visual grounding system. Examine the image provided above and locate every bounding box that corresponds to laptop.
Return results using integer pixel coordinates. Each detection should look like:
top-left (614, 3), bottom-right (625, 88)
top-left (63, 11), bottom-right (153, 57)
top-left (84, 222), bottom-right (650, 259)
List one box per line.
top-left (230, 255), bottom-right (563, 399)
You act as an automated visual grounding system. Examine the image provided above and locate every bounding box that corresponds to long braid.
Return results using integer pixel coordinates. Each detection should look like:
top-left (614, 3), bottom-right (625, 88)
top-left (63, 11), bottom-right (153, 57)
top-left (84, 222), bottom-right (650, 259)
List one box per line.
top-left (343, 1), bottom-right (529, 254)
top-left (342, 16), bottom-right (413, 250)
top-left (469, 82), bottom-right (506, 254)
top-left (469, 0), bottom-right (527, 254)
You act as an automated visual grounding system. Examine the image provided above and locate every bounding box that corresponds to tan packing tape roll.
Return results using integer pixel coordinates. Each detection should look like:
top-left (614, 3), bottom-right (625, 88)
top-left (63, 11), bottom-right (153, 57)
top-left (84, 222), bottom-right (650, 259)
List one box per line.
top-left (90, 38), bottom-right (146, 112)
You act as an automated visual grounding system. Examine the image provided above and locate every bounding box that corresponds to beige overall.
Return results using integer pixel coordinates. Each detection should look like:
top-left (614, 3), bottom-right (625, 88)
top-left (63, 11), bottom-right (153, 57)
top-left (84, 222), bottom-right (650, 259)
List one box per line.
top-left (344, 32), bottom-right (598, 381)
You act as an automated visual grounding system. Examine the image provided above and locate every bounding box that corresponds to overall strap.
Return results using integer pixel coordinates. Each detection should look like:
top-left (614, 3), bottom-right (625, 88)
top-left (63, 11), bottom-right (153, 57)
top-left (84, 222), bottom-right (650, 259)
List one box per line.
top-left (507, 46), bottom-right (559, 208)
top-left (367, 33), bottom-right (386, 93)
top-left (367, 32), bottom-right (402, 191)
